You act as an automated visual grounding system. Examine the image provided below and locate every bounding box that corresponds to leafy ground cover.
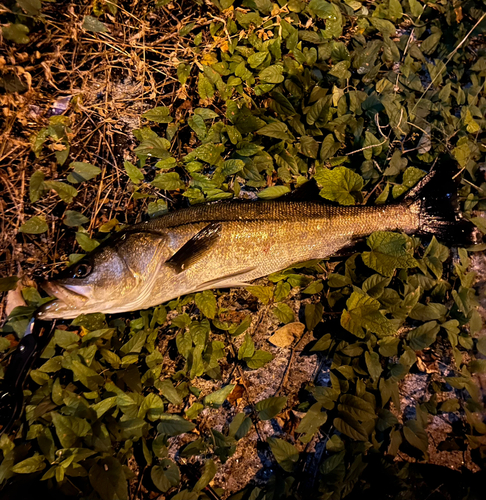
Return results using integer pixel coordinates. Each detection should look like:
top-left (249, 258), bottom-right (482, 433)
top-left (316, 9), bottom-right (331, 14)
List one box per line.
top-left (1, 0), bottom-right (486, 498)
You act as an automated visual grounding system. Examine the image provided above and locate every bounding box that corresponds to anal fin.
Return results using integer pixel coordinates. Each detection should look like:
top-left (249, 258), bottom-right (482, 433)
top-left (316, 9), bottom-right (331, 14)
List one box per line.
top-left (167, 222), bottom-right (222, 273)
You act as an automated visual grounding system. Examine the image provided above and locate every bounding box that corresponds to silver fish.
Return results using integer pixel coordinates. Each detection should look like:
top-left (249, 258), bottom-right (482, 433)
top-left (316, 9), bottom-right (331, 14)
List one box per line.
top-left (38, 172), bottom-right (475, 320)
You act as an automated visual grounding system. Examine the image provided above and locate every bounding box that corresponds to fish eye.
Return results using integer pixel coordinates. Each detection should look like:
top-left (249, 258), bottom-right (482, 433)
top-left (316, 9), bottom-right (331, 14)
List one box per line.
top-left (73, 263), bottom-right (92, 279)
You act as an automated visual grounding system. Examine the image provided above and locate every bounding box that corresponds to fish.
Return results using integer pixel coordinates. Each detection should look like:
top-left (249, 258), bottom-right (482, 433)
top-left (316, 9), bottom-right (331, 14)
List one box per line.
top-left (37, 168), bottom-right (477, 320)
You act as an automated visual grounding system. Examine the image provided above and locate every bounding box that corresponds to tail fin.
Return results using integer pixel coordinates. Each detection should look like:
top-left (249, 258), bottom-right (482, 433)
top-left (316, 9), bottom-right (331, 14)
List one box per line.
top-left (404, 166), bottom-right (480, 246)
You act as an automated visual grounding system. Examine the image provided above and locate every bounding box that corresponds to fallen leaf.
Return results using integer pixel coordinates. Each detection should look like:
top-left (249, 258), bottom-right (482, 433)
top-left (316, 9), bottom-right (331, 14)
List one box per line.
top-left (269, 322), bottom-right (305, 348)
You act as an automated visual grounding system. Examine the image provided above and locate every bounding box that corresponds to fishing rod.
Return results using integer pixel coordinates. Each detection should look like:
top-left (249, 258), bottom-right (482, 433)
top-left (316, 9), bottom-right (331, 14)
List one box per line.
top-left (0, 311), bottom-right (58, 436)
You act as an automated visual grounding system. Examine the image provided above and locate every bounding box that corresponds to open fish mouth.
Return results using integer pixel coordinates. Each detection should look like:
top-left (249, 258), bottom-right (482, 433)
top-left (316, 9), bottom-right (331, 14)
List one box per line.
top-left (41, 281), bottom-right (90, 304)
top-left (36, 282), bottom-right (91, 320)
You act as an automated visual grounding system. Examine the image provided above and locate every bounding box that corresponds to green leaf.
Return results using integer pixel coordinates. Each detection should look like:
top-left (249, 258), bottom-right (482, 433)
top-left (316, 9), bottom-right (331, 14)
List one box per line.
top-left (296, 403), bottom-right (327, 443)
top-left (403, 420), bottom-right (428, 454)
top-left (362, 232), bottom-right (418, 276)
top-left (193, 459), bottom-right (218, 492)
top-left (341, 288), bottom-right (395, 338)
top-left (408, 321), bottom-right (440, 351)
top-left (64, 210), bottom-right (89, 227)
top-left (67, 162), bottom-right (101, 183)
top-left (369, 17), bottom-right (396, 37)
top-left (151, 460), bottom-right (180, 492)
top-left (337, 395), bottom-right (375, 421)
top-left (138, 393), bottom-right (165, 421)
top-left (334, 411), bottom-right (368, 440)
top-left (17, 0), bottom-right (41, 15)
top-left (247, 285), bottom-right (273, 304)
top-left (305, 302), bottom-right (323, 331)
top-left (142, 106), bottom-right (173, 123)
top-left (158, 379), bottom-right (183, 405)
top-left (194, 290), bottom-right (217, 319)
top-left (177, 63), bottom-right (191, 85)
top-left (29, 170), bottom-right (46, 203)
top-left (315, 166), bottom-right (363, 205)
top-left (259, 65), bottom-right (284, 84)
top-left (248, 51), bottom-right (268, 68)
top-left (238, 333), bottom-right (255, 360)
top-left (229, 413), bottom-right (252, 440)
top-left (124, 161), bottom-right (144, 184)
top-left (19, 216), bottom-right (48, 234)
top-left (222, 159), bottom-right (245, 176)
top-left (82, 15), bottom-right (108, 33)
top-left (11, 454), bottom-right (46, 474)
top-left (0, 276), bottom-right (19, 292)
top-left (257, 122), bottom-right (292, 140)
top-left (309, 1), bottom-right (342, 38)
top-left (257, 185), bottom-right (291, 199)
top-left (135, 137), bottom-right (171, 158)
top-left (157, 414), bottom-right (196, 436)
top-left (203, 385), bottom-right (235, 408)
top-left (255, 396), bottom-right (287, 420)
top-left (392, 167), bottom-right (427, 198)
top-left (76, 232), bottom-right (100, 252)
top-left (148, 199), bottom-right (168, 217)
top-left (44, 181), bottom-right (78, 203)
top-left (51, 413), bottom-right (91, 448)
top-left (245, 350), bottom-right (273, 369)
top-left (420, 32), bottom-right (442, 56)
top-left (267, 437), bottom-right (299, 472)
top-left (2, 24), bottom-right (30, 44)
top-left (272, 303), bottom-right (295, 324)
top-left (151, 172), bottom-right (184, 190)
top-left (198, 73), bottom-right (214, 99)
top-left (89, 457), bottom-right (128, 500)
top-left (408, 0), bottom-right (423, 17)
top-left (365, 351), bottom-right (382, 382)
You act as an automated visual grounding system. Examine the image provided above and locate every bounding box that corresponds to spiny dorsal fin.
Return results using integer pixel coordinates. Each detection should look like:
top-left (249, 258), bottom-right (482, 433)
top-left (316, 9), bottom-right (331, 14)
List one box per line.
top-left (166, 222), bottom-right (222, 273)
top-left (280, 179), bottom-right (321, 201)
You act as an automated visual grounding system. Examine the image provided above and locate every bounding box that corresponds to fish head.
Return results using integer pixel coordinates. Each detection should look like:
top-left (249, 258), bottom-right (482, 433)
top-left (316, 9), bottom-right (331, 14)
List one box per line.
top-left (38, 231), bottom-right (170, 319)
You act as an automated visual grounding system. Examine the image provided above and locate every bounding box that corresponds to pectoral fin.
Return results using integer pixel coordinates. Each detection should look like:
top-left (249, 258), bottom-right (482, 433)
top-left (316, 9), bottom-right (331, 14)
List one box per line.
top-left (167, 222), bottom-right (222, 273)
top-left (198, 266), bottom-right (257, 289)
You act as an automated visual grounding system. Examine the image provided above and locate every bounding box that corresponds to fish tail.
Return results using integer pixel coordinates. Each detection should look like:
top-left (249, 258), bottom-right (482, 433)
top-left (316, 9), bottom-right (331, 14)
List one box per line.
top-left (405, 167), bottom-right (480, 246)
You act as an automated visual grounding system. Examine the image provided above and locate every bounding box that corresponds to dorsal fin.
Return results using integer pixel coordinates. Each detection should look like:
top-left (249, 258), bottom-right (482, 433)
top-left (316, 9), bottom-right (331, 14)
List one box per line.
top-left (280, 179), bottom-right (321, 202)
top-left (166, 222), bottom-right (222, 273)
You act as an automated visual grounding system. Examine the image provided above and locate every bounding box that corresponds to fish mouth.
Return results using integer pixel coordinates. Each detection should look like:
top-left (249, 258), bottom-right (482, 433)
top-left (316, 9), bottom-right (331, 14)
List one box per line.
top-left (37, 281), bottom-right (92, 320)
top-left (41, 280), bottom-right (90, 304)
